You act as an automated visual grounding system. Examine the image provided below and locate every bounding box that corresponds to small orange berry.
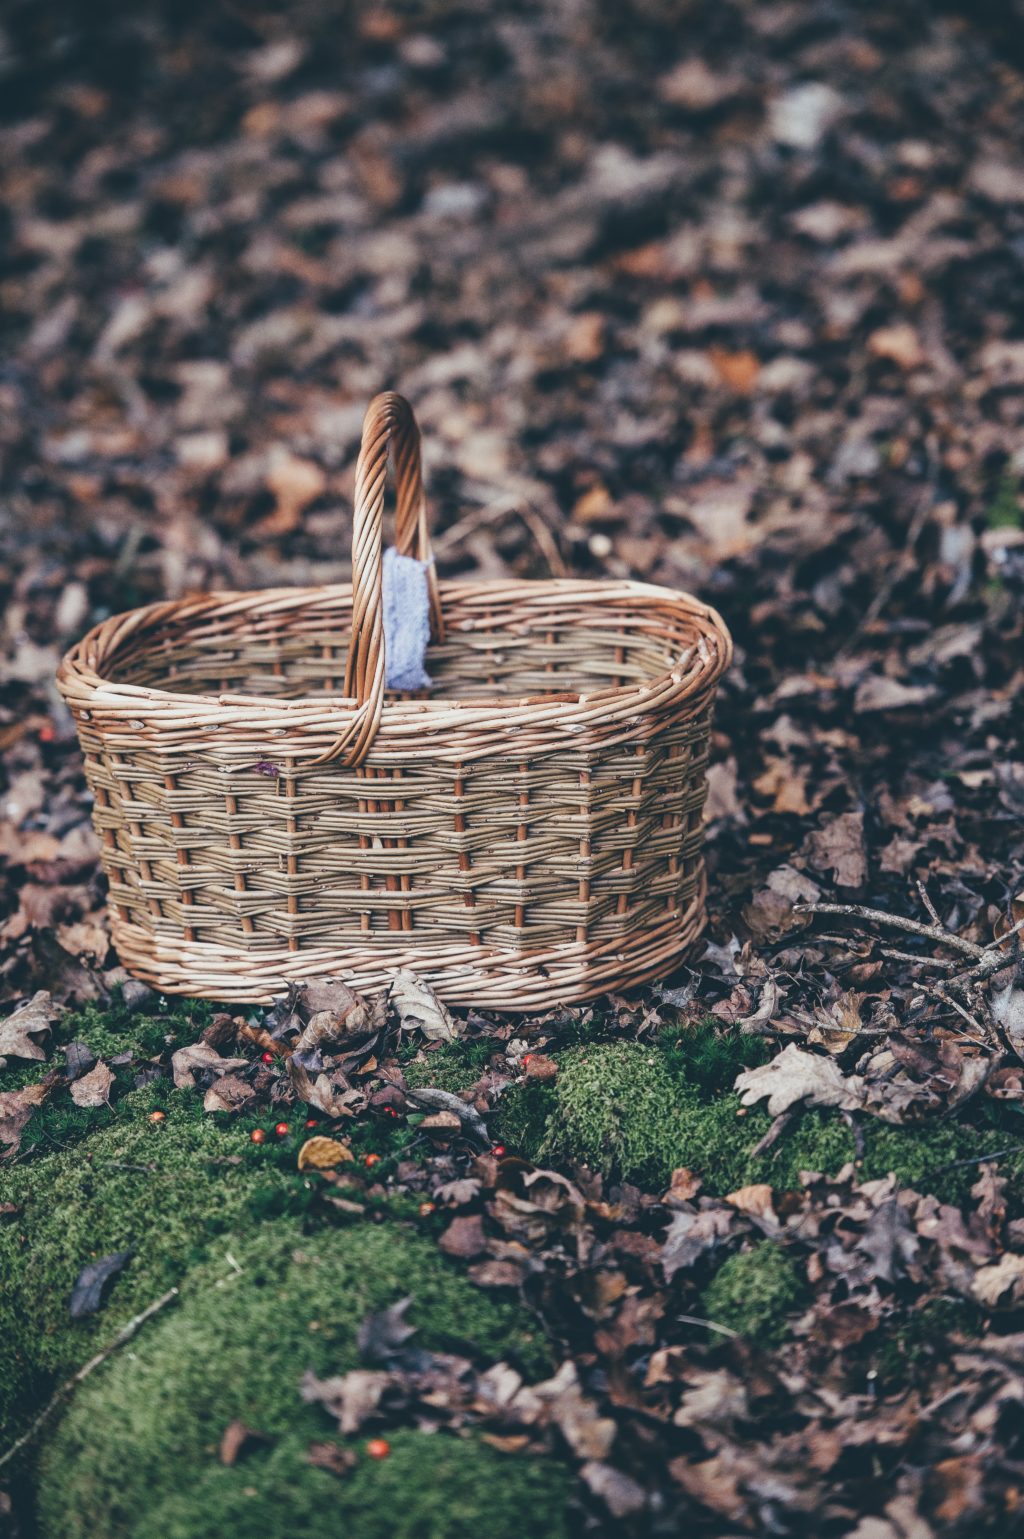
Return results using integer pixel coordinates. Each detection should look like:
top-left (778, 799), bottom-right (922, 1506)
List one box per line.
top-left (274, 1122), bottom-right (290, 1138)
top-left (366, 1438), bottom-right (391, 1460)
top-left (364, 1153), bottom-right (381, 1168)
top-left (305, 1117), bottom-right (317, 1128)
top-left (418, 1201), bottom-right (435, 1216)
top-left (148, 1110), bottom-right (166, 1123)
top-left (492, 1144), bottom-right (506, 1157)
top-left (250, 1128), bottom-right (267, 1145)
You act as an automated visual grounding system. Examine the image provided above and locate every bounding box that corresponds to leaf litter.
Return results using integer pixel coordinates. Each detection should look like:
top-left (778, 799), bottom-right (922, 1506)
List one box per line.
top-left (2, 0), bottom-right (1024, 1531)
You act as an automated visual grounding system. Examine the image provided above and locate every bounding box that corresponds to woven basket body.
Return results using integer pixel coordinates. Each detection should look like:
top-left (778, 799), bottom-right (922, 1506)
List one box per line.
top-left (57, 396), bottom-right (731, 1008)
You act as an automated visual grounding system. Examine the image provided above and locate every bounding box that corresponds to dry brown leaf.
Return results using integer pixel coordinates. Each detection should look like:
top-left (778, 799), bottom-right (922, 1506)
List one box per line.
top-left (0, 1080), bottom-right (51, 1152)
top-left (297, 1136), bottom-right (353, 1170)
top-left (203, 1073), bottom-right (256, 1114)
top-left (0, 990), bottom-right (59, 1062)
top-left (734, 1042), bottom-right (866, 1116)
top-left (389, 970), bottom-right (460, 1041)
top-left (69, 1060), bottom-right (115, 1108)
top-left (971, 1251), bottom-right (1024, 1307)
top-left (806, 811), bottom-right (867, 889)
top-left (172, 1040), bottom-right (247, 1090)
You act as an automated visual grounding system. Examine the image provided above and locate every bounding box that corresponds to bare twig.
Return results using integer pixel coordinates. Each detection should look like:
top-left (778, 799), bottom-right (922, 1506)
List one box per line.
top-left (916, 880), bottom-right (944, 931)
top-left (920, 984), bottom-right (993, 1048)
top-left (0, 1287), bottom-right (179, 1470)
top-left (675, 1313), bottom-right (740, 1340)
top-left (796, 903), bottom-right (986, 960)
top-left (879, 948), bottom-right (957, 971)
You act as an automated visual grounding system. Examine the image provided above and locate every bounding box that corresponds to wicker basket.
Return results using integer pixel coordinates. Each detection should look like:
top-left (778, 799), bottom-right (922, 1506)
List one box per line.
top-left (57, 393), bottom-right (731, 1008)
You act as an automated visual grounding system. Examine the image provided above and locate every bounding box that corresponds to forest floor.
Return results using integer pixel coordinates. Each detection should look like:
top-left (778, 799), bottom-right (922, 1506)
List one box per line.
top-left (2, 1), bottom-right (1024, 1535)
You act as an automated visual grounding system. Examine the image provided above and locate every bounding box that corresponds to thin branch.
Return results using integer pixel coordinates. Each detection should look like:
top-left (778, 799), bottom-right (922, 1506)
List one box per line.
top-left (916, 880), bottom-right (944, 931)
top-left (0, 1287), bottom-right (179, 1471)
top-left (920, 984), bottom-right (993, 1048)
top-left (675, 1313), bottom-right (740, 1340)
top-left (879, 947), bottom-right (957, 971)
top-left (796, 903), bottom-right (987, 960)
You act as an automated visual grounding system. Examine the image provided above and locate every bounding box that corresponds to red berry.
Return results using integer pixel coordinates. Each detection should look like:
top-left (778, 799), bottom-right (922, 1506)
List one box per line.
top-left (250, 1129), bottom-right (266, 1145)
top-left (261, 1051), bottom-right (274, 1064)
top-left (364, 1153), bottom-right (381, 1168)
top-left (148, 1110), bottom-right (166, 1123)
top-left (274, 1122), bottom-right (290, 1138)
top-left (418, 1201), bottom-right (435, 1216)
top-left (521, 1054), bottom-right (533, 1065)
top-left (382, 1105), bottom-right (399, 1118)
top-left (39, 723), bottom-right (55, 742)
top-left (305, 1118), bottom-right (317, 1128)
top-left (366, 1439), bottom-right (391, 1460)
top-left (492, 1144), bottom-right (506, 1157)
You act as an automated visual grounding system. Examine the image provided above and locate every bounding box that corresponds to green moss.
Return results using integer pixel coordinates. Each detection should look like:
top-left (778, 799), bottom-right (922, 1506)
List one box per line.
top-left (986, 470), bottom-right (1022, 530)
top-left (37, 1222), bottom-right (562, 1539)
top-left (8, 994), bottom-right (217, 1158)
top-left (540, 1041), bottom-right (687, 1185)
top-left (133, 1430), bottom-right (570, 1539)
top-left (403, 1038), bottom-right (496, 1094)
top-left (656, 1020), bottom-right (770, 1095)
top-left (494, 1082), bottom-right (559, 1157)
top-left (700, 1243), bottom-right (805, 1346)
top-left (0, 1088), bottom-right (305, 1433)
top-left (497, 1035), bottom-right (1024, 1208)
top-left (872, 1295), bottom-right (984, 1388)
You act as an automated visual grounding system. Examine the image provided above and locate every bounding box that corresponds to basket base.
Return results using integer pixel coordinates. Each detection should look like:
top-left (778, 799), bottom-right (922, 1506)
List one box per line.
top-left (108, 891), bottom-right (707, 1010)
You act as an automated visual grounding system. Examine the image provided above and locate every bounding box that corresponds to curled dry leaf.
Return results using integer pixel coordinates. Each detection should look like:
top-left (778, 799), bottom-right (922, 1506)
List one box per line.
top-left (297, 1135), bottom-right (353, 1170)
top-left (389, 969), bottom-right (460, 1042)
top-left (0, 989), bottom-right (59, 1061)
top-left (203, 1074), bottom-right (256, 1114)
top-left (0, 1080), bottom-right (52, 1153)
top-left (171, 1040), bottom-right (247, 1090)
top-left (218, 1420), bottom-right (269, 1466)
top-left (287, 1056), bottom-right (360, 1118)
top-left (301, 1367), bottom-right (389, 1434)
top-left (69, 1059), bottom-right (115, 1108)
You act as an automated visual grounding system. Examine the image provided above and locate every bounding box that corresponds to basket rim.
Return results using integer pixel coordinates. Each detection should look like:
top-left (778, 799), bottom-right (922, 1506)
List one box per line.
top-left (56, 575), bottom-right (731, 761)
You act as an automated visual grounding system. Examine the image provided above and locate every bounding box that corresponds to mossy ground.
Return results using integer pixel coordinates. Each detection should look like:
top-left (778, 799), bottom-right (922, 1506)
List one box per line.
top-left (7, 1004), bottom-right (1023, 1536)
top-left (36, 1221), bottom-right (565, 1539)
top-left (492, 1026), bottom-right (1024, 1207)
top-left (700, 1242), bottom-right (806, 1346)
top-left (3, 996), bottom-right (562, 1538)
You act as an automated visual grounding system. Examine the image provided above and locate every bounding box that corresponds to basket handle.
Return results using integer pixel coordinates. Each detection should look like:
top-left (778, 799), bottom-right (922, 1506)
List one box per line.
top-left (319, 392), bottom-right (445, 767)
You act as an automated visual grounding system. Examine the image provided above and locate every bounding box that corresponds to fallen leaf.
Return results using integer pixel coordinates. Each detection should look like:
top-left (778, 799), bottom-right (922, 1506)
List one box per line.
top-left (297, 1136), bottom-right (354, 1170)
top-left (218, 1421), bottom-right (269, 1466)
top-left (69, 1250), bottom-right (131, 1317)
top-left (0, 990), bottom-right (58, 1061)
top-left (806, 811), bottom-right (867, 889)
top-left (301, 1368), bottom-right (389, 1434)
top-left (438, 1213), bottom-right (487, 1259)
top-left (69, 1060), bottom-right (115, 1108)
top-left (972, 1251), bottom-right (1024, 1307)
top-left (389, 971), bottom-right (460, 1041)
top-left (734, 1042), bottom-right (867, 1116)
top-left (171, 1040), bottom-right (247, 1090)
top-left (307, 1441), bottom-right (359, 1478)
top-left (0, 1081), bottom-right (52, 1153)
top-left (203, 1073), bottom-right (256, 1114)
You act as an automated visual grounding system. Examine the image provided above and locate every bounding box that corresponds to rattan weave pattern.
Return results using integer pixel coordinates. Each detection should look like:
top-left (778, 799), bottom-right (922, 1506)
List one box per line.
top-left (57, 394), bottom-right (731, 1007)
